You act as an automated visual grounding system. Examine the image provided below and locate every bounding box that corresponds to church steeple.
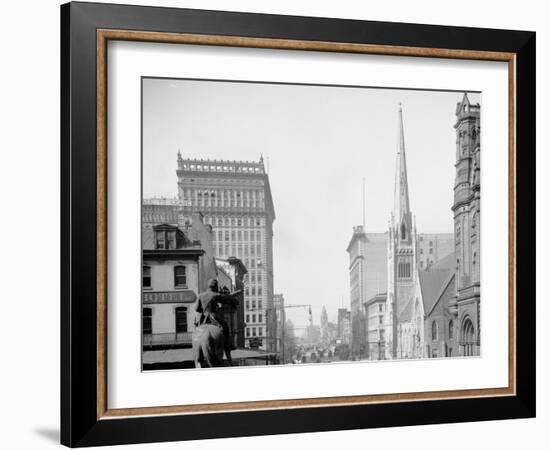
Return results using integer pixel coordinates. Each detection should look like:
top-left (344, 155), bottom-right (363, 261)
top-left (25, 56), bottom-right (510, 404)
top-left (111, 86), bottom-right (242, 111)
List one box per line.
top-left (393, 103), bottom-right (412, 240)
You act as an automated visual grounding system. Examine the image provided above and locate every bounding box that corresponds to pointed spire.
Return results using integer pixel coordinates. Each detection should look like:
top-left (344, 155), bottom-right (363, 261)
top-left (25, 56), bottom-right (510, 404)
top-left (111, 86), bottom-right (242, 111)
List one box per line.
top-left (393, 103), bottom-right (412, 237)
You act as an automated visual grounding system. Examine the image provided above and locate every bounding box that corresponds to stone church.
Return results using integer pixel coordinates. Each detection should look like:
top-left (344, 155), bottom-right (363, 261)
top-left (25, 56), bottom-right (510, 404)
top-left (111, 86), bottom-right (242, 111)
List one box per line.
top-left (384, 94), bottom-right (481, 359)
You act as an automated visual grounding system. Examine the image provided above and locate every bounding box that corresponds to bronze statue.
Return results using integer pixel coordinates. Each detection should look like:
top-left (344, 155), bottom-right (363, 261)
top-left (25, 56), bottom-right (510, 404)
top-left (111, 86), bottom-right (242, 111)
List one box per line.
top-left (192, 278), bottom-right (241, 368)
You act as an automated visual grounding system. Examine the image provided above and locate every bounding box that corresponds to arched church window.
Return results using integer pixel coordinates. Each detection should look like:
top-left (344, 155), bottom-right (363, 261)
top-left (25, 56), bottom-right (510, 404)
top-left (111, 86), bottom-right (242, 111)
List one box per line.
top-left (462, 318), bottom-right (476, 356)
top-left (449, 320), bottom-right (454, 339)
top-left (400, 223), bottom-right (406, 240)
top-left (431, 321), bottom-right (438, 341)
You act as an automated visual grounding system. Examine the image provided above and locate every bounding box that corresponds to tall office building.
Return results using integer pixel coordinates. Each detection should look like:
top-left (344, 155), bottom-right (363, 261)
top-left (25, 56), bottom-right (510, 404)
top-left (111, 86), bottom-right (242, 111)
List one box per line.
top-left (175, 154), bottom-right (276, 350)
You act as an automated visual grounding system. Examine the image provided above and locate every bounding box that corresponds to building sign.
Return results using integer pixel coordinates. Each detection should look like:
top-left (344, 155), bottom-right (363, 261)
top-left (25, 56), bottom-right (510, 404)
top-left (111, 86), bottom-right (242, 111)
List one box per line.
top-left (249, 337), bottom-right (262, 349)
top-left (143, 290), bottom-right (197, 304)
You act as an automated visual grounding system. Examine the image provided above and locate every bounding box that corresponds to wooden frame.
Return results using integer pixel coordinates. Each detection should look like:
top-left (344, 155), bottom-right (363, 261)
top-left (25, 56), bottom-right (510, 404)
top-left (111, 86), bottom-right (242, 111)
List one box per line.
top-left (61, 1), bottom-right (535, 447)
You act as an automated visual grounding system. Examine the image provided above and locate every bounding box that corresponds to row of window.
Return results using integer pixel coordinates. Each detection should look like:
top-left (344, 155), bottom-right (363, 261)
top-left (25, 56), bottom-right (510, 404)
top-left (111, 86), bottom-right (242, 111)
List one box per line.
top-left (217, 229), bottom-right (262, 242)
top-left (142, 306), bottom-right (188, 334)
top-left (181, 188), bottom-right (265, 209)
top-left (245, 300), bottom-right (263, 310)
top-left (142, 265), bottom-right (187, 289)
top-left (431, 319), bottom-right (454, 341)
top-left (180, 163), bottom-right (263, 173)
top-left (216, 243), bottom-right (263, 257)
top-left (245, 314), bottom-right (263, 323)
top-left (245, 286), bottom-right (263, 296)
top-left (246, 327), bottom-right (263, 337)
top-left (143, 213), bottom-right (178, 223)
top-left (204, 216), bottom-right (264, 227)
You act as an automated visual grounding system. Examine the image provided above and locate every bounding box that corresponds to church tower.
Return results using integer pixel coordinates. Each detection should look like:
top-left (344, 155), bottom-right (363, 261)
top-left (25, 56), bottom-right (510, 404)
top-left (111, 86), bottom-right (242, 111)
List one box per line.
top-left (452, 93), bottom-right (480, 356)
top-left (386, 104), bottom-right (418, 359)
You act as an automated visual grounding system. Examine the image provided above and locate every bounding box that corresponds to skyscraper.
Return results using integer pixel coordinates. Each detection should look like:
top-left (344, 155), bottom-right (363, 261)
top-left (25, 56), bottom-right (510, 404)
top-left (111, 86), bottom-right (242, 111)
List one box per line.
top-left (175, 154), bottom-right (276, 350)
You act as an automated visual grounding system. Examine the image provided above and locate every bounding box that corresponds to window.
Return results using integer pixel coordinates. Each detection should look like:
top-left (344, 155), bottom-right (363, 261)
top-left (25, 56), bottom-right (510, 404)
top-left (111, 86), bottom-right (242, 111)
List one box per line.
top-left (398, 262), bottom-right (411, 278)
top-left (400, 223), bottom-right (406, 240)
top-left (379, 316), bottom-right (383, 325)
top-left (429, 248), bottom-right (433, 254)
top-left (258, 314), bottom-right (263, 323)
top-left (252, 314), bottom-right (256, 323)
top-left (174, 265), bottom-right (187, 288)
top-left (258, 286), bottom-right (263, 295)
top-left (155, 229), bottom-right (176, 249)
top-left (259, 328), bottom-right (263, 337)
top-left (143, 308), bottom-right (152, 335)
top-left (142, 266), bottom-right (151, 288)
top-left (449, 320), bottom-right (454, 339)
top-left (252, 328), bottom-right (257, 337)
top-left (379, 304), bottom-right (384, 313)
top-left (431, 321), bottom-right (438, 341)
top-left (258, 301), bottom-right (262, 309)
top-left (175, 307), bottom-right (188, 333)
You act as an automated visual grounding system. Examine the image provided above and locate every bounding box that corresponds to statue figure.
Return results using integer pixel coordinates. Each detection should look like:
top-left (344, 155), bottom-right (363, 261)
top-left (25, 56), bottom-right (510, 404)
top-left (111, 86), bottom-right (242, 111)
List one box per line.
top-left (192, 278), bottom-right (241, 368)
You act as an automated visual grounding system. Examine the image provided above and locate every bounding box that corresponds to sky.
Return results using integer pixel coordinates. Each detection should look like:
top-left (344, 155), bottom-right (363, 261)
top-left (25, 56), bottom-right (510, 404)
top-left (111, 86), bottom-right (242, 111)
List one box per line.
top-left (142, 78), bottom-right (480, 329)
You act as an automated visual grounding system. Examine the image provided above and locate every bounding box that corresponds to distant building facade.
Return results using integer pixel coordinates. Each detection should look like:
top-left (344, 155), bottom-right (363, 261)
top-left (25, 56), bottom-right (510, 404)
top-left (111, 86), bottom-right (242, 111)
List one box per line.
top-left (417, 233), bottom-right (454, 270)
top-left (363, 293), bottom-right (387, 360)
top-left (346, 228), bottom-right (387, 356)
top-left (273, 293), bottom-right (285, 360)
top-left (337, 308), bottom-right (351, 344)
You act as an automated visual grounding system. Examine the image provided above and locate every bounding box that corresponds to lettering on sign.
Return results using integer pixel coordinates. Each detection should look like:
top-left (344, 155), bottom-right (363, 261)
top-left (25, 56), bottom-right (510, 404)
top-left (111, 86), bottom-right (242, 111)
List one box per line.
top-left (143, 290), bottom-right (197, 304)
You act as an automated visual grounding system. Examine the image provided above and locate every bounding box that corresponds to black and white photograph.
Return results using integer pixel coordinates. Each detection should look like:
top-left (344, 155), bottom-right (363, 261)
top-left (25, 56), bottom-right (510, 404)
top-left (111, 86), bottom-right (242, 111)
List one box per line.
top-left (141, 78), bottom-right (481, 370)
